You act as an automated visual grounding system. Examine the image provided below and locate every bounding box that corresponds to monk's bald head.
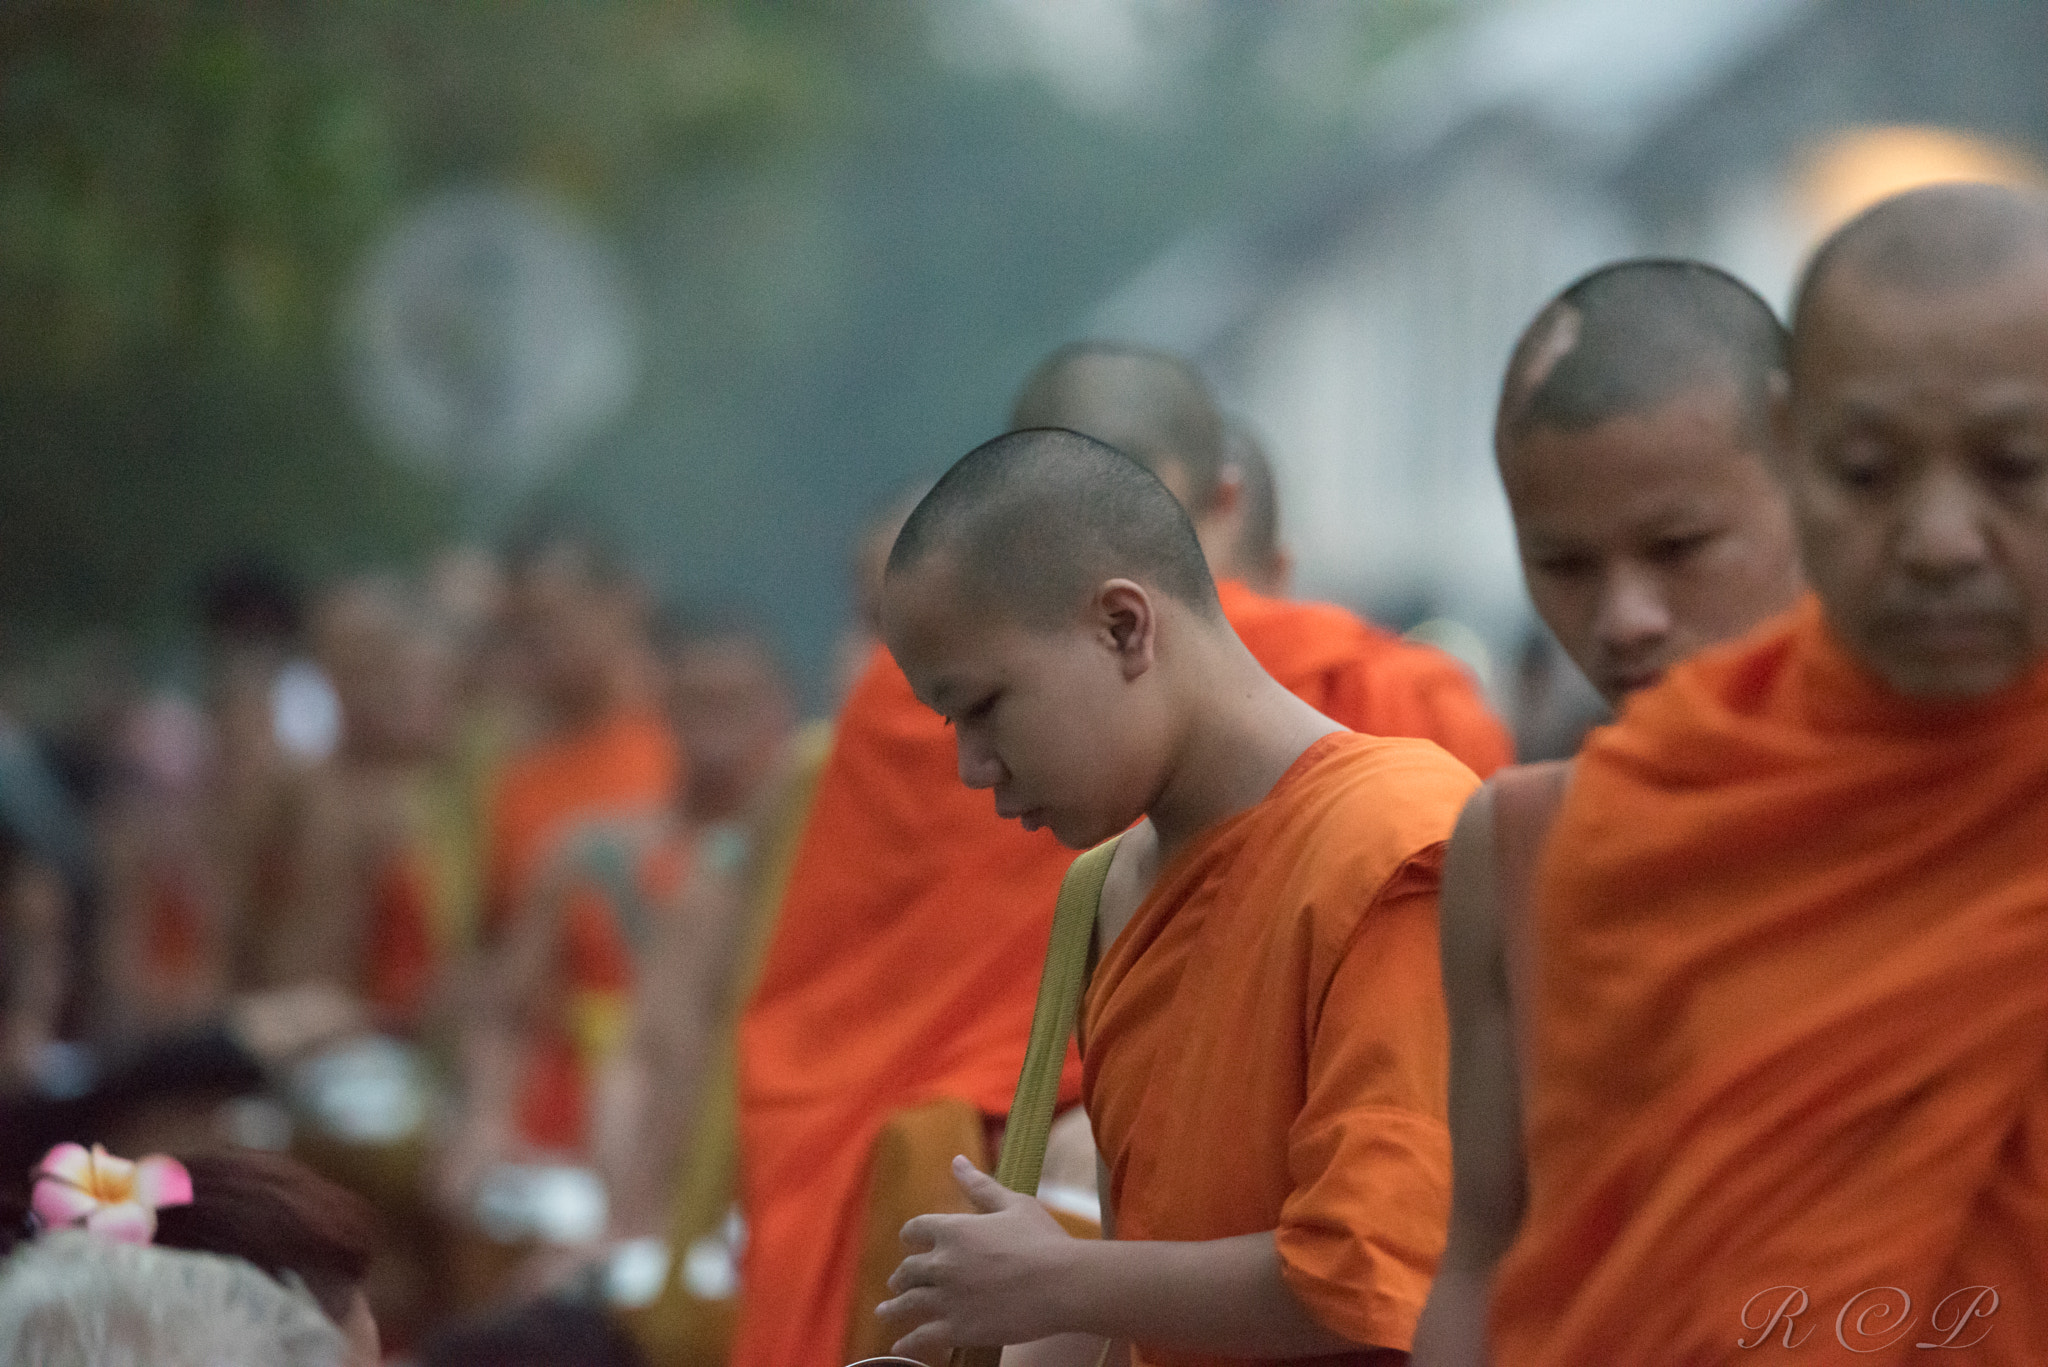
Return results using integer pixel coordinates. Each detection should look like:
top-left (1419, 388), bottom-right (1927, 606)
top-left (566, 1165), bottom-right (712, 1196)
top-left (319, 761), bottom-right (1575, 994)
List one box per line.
top-left (1499, 259), bottom-right (1786, 452)
top-left (1779, 181), bottom-right (2048, 699)
top-left (1010, 343), bottom-right (1227, 511)
top-left (1790, 181), bottom-right (2048, 378)
top-left (887, 428), bottom-right (1220, 631)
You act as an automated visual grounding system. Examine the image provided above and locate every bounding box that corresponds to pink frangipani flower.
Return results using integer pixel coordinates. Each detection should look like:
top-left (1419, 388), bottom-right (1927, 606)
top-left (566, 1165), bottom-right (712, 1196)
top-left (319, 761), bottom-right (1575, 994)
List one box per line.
top-left (30, 1142), bottom-right (193, 1244)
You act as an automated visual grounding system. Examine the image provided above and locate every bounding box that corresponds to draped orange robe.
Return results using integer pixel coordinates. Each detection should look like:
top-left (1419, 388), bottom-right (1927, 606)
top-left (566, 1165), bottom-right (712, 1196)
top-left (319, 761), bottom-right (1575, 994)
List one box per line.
top-left (735, 648), bottom-right (1080, 1367)
top-left (1084, 732), bottom-right (1477, 1366)
top-left (1214, 580), bottom-right (1511, 777)
top-left (481, 707), bottom-right (682, 937)
top-left (1492, 597), bottom-right (2048, 1365)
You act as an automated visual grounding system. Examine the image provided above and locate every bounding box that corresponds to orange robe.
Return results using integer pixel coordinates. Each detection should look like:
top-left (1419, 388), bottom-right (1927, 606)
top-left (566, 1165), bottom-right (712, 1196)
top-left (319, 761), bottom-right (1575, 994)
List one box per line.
top-left (1216, 579), bottom-right (1511, 777)
top-left (735, 650), bottom-right (1080, 1367)
top-left (481, 707), bottom-right (682, 937)
top-left (1492, 597), bottom-right (2048, 1365)
top-left (1084, 731), bottom-right (1476, 1366)
top-left (736, 599), bottom-right (1496, 1367)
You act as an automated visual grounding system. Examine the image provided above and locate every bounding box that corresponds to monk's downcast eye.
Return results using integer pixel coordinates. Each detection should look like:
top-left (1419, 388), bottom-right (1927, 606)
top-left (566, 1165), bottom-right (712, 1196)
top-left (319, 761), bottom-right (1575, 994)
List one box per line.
top-left (1531, 551), bottom-right (1598, 580)
top-left (1824, 435), bottom-right (1898, 493)
top-left (1646, 531), bottom-right (1716, 565)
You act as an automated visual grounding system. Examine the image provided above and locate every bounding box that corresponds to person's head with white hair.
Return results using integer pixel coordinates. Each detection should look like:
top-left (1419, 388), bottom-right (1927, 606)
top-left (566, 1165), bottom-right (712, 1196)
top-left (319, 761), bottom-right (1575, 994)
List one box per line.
top-left (0, 1230), bottom-right (347, 1367)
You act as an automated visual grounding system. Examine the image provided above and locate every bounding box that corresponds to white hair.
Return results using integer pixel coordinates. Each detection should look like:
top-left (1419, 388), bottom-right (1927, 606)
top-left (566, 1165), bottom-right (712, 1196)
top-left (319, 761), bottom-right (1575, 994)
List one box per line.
top-left (0, 1231), bottom-right (346, 1367)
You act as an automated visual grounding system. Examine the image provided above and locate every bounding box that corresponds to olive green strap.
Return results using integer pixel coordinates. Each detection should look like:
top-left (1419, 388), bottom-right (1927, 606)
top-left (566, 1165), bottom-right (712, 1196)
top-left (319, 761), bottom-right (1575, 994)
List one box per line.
top-left (951, 834), bottom-right (1122, 1367)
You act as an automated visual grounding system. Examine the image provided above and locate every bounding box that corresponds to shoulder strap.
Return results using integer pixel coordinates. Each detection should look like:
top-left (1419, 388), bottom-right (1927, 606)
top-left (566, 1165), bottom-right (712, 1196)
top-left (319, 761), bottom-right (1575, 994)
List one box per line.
top-left (1490, 760), bottom-right (1572, 1045)
top-left (949, 834), bottom-right (1122, 1367)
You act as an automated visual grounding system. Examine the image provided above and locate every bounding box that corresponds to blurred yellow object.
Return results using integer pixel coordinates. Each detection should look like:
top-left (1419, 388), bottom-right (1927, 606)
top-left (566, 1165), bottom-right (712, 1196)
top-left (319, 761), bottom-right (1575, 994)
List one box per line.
top-left (1799, 126), bottom-right (2046, 236)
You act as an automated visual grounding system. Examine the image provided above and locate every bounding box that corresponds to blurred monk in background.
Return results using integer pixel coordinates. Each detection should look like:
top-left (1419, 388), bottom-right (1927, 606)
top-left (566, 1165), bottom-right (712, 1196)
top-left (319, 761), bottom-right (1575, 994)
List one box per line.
top-left (1412, 258), bottom-right (1806, 1365)
top-left (258, 577), bottom-right (466, 1028)
top-left (446, 534), bottom-right (683, 1193)
top-left (1490, 183), bottom-right (2048, 1363)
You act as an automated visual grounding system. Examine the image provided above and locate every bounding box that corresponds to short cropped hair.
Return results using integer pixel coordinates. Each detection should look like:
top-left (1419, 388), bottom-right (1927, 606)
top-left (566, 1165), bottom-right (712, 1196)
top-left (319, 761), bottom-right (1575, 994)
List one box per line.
top-left (1498, 259), bottom-right (1787, 449)
top-left (1790, 181), bottom-right (2048, 376)
top-left (888, 428), bottom-right (1219, 626)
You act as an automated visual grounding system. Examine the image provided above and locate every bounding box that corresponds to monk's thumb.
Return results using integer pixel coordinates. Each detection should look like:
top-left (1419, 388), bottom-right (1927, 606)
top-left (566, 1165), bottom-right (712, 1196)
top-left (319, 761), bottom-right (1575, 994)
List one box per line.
top-left (953, 1155), bottom-right (1016, 1213)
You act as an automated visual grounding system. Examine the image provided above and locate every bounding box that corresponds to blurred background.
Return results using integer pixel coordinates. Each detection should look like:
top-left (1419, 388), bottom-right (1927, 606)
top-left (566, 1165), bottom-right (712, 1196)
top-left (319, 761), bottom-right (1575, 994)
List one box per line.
top-left (6, 0), bottom-right (2047, 710)
top-left (3, 0), bottom-right (2046, 1361)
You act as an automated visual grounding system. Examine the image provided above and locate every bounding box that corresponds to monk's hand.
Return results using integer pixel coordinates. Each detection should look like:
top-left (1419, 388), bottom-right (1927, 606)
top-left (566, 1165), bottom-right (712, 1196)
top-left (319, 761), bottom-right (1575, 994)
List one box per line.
top-left (879, 1155), bottom-right (1074, 1358)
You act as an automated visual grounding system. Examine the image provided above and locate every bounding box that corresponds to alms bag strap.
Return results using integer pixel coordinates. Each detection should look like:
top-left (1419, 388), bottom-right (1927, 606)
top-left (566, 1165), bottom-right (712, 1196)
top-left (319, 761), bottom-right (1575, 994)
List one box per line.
top-left (949, 833), bottom-right (1123, 1367)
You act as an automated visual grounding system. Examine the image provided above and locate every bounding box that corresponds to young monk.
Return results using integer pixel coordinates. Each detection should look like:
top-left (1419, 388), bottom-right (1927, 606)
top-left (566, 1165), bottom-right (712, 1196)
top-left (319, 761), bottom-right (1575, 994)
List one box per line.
top-left (446, 537), bottom-right (683, 1190)
top-left (1012, 342), bottom-right (1512, 777)
top-left (876, 428), bottom-right (1479, 1366)
top-left (1411, 260), bottom-right (1806, 1366)
top-left (1487, 183), bottom-right (2048, 1363)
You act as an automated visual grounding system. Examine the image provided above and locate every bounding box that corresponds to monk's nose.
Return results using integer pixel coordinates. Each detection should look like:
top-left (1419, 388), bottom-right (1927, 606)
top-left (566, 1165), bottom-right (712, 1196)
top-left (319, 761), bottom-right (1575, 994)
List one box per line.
top-left (954, 728), bottom-right (1006, 790)
top-left (1592, 564), bottom-right (1672, 655)
top-left (1895, 464), bottom-right (1992, 585)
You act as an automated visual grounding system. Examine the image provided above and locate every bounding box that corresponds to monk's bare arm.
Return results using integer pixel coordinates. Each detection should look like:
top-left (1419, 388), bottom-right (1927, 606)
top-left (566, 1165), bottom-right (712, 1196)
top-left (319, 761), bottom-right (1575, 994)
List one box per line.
top-left (1412, 788), bottom-right (1524, 1367)
top-left (884, 1161), bottom-right (1381, 1361)
top-left (593, 856), bottom-right (739, 1236)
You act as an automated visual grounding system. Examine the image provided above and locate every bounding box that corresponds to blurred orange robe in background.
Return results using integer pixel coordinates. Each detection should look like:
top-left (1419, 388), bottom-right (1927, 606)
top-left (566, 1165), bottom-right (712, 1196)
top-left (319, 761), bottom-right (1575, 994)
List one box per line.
top-left (1215, 580), bottom-right (1511, 777)
top-left (1084, 731), bottom-right (1476, 1366)
top-left (481, 708), bottom-right (681, 938)
top-left (1492, 598), bottom-right (2048, 1365)
top-left (735, 648), bottom-right (1079, 1367)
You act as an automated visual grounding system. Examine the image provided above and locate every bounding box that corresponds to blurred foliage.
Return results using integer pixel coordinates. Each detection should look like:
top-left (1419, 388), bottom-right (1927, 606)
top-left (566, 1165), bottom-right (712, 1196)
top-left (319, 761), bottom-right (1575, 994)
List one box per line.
top-left (0, 0), bottom-right (834, 650)
top-left (0, 1), bottom-right (1453, 690)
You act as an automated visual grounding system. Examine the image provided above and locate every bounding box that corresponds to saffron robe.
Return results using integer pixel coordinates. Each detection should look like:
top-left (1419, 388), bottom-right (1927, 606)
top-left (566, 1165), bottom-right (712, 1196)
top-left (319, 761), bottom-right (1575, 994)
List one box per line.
top-left (1084, 731), bottom-right (1476, 1366)
top-left (481, 707), bottom-right (681, 938)
top-left (1491, 597), bottom-right (2048, 1364)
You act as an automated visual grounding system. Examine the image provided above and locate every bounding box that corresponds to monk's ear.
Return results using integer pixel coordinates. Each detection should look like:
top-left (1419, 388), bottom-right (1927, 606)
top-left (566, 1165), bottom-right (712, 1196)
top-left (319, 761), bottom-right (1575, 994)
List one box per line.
top-left (1094, 578), bottom-right (1158, 680)
top-left (1209, 464), bottom-right (1244, 521)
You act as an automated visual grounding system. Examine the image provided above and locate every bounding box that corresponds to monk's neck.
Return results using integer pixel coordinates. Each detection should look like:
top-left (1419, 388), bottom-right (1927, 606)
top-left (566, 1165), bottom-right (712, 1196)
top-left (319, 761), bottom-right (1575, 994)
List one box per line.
top-left (1144, 641), bottom-right (1342, 865)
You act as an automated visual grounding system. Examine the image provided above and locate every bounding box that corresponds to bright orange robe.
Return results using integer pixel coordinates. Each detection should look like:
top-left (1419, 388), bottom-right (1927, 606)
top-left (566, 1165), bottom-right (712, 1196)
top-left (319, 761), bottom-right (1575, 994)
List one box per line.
top-left (1492, 596), bottom-right (2048, 1365)
top-left (735, 649), bottom-right (1080, 1367)
top-left (481, 707), bottom-right (682, 937)
top-left (1084, 731), bottom-right (1476, 1366)
top-left (1215, 579), bottom-right (1511, 777)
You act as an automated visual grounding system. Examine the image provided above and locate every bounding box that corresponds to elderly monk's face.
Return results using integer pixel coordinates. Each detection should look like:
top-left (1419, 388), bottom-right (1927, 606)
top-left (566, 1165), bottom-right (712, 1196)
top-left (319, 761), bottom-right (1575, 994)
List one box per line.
top-left (884, 557), bottom-right (1170, 850)
top-left (1783, 261), bottom-right (2048, 698)
top-left (1503, 378), bottom-right (1804, 704)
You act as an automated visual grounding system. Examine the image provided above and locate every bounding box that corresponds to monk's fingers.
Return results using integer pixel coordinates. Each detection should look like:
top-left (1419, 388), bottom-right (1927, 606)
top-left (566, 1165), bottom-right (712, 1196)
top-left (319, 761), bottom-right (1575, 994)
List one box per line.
top-left (952, 1155), bottom-right (1021, 1214)
top-left (886, 1251), bottom-right (938, 1295)
top-left (889, 1311), bottom-right (955, 1360)
top-left (876, 1284), bottom-right (942, 1326)
top-left (899, 1212), bottom-right (945, 1252)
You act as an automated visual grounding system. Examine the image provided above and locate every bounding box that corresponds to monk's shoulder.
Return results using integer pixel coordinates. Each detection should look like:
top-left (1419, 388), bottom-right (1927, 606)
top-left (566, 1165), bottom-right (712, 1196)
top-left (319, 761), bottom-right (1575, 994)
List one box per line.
top-left (1285, 732), bottom-right (1478, 874)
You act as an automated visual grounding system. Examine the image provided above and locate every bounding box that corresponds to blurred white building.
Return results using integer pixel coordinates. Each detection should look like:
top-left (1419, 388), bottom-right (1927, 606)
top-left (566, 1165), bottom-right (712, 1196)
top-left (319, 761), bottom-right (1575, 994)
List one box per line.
top-left (1086, 0), bottom-right (2048, 700)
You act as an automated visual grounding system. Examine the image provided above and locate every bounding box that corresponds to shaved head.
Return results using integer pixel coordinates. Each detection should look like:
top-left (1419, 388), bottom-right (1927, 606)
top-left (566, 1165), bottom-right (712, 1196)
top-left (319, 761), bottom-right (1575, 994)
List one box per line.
top-left (1010, 343), bottom-right (1227, 510)
top-left (1791, 180), bottom-right (2048, 379)
top-left (888, 427), bottom-right (1220, 628)
top-left (1499, 259), bottom-right (1787, 449)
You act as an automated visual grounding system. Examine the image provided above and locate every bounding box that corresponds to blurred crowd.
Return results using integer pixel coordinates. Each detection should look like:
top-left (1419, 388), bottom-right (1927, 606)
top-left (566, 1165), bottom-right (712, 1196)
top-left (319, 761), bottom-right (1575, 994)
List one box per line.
top-left (0, 528), bottom-right (833, 1362)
